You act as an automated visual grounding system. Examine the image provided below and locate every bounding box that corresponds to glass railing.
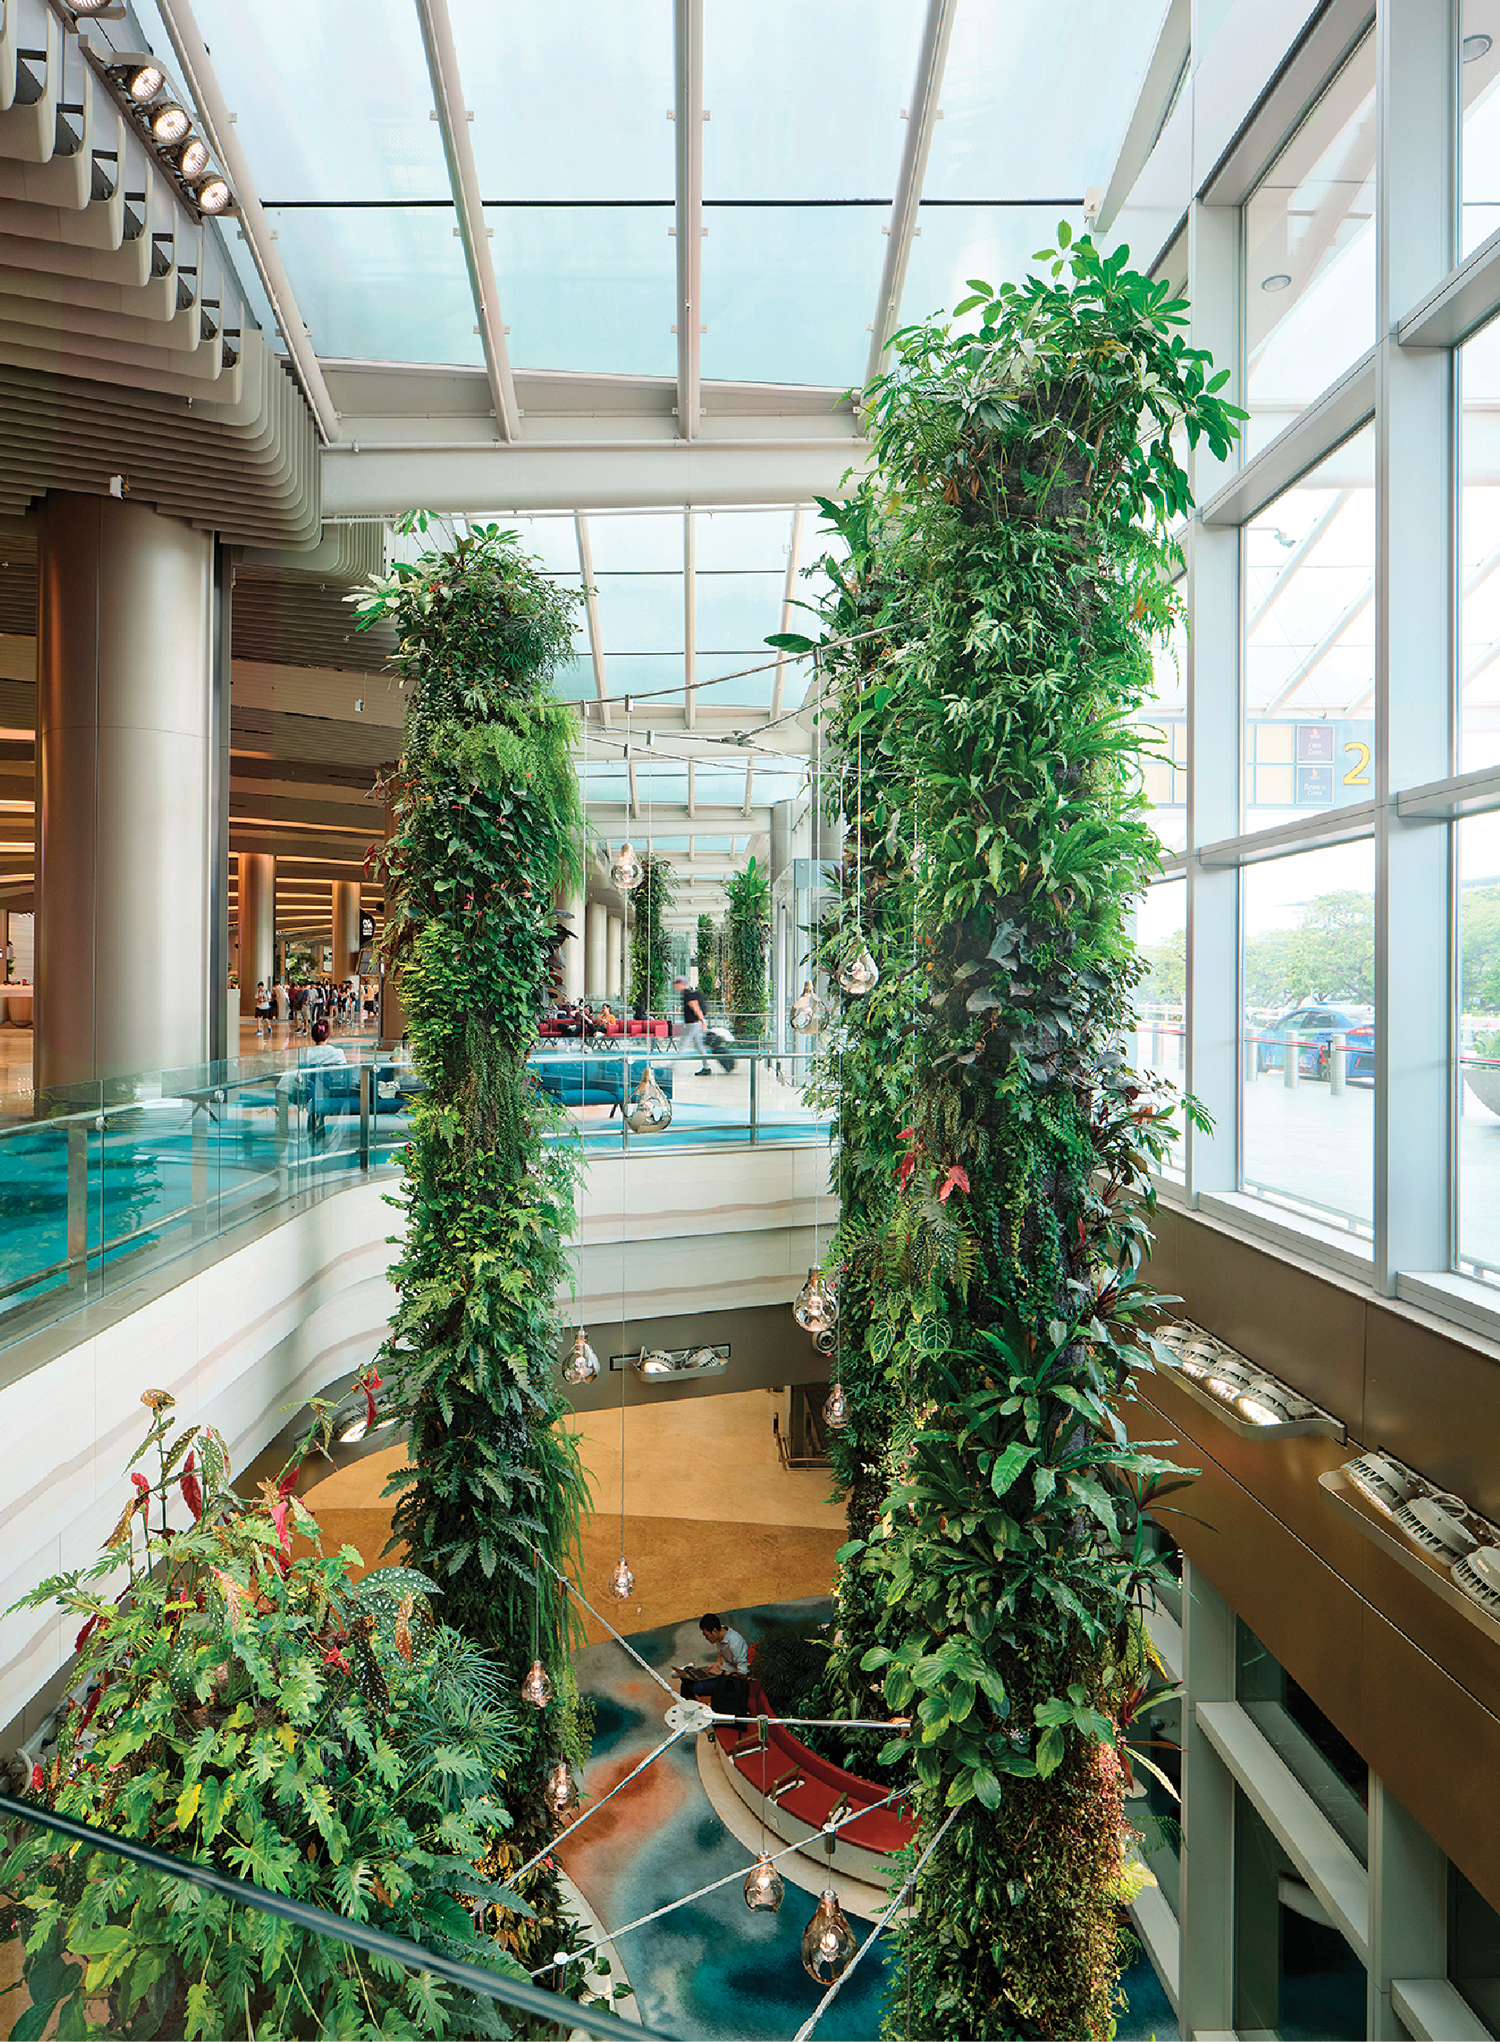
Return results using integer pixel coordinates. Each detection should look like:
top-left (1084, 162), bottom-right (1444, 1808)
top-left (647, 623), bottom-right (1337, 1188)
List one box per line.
top-left (0, 1788), bottom-right (667, 2040)
top-left (0, 1042), bottom-right (418, 1357)
top-left (0, 1038), bottom-right (832, 1357)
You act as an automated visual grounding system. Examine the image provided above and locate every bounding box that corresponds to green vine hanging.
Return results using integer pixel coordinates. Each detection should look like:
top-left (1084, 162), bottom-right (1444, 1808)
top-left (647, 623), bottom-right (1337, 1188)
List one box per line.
top-left (627, 850), bottom-right (674, 1013)
top-left (353, 520), bottom-right (593, 1878)
top-left (798, 234), bottom-right (1236, 2040)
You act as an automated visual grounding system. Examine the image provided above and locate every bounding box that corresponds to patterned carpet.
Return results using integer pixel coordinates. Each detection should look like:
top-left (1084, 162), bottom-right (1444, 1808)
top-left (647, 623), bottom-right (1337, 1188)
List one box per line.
top-left (558, 1599), bottom-right (1179, 2042)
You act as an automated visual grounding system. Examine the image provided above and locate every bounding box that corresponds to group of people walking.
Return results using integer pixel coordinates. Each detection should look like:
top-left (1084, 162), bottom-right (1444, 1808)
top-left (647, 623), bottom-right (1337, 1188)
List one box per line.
top-left (251, 977), bottom-right (373, 1040)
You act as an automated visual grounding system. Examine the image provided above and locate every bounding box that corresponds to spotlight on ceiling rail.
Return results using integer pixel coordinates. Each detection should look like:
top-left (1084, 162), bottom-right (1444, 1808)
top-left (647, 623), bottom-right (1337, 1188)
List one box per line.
top-left (191, 173), bottom-right (234, 216)
top-left (121, 60), bottom-right (165, 103)
top-left (173, 136), bottom-right (211, 181)
top-left (69, 0), bottom-right (128, 16)
top-left (150, 100), bottom-right (190, 145)
top-left (1149, 1321), bottom-right (1345, 1442)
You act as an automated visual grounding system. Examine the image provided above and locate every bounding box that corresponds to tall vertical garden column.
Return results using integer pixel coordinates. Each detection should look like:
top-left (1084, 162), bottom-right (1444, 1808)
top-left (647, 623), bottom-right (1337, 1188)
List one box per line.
top-left (808, 238), bottom-right (1241, 2041)
top-left (355, 520), bottom-right (591, 1884)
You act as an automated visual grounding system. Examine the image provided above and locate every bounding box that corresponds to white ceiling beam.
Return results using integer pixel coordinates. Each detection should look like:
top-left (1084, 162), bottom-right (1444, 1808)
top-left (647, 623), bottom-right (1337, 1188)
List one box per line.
top-left (673, 0), bottom-right (705, 440)
top-left (321, 435), bottom-right (863, 516)
top-left (865, 0), bottom-right (957, 387)
top-left (770, 503), bottom-right (808, 722)
top-left (574, 512), bottom-right (611, 725)
top-left (414, 0), bottom-right (520, 441)
top-left (687, 757), bottom-right (697, 816)
top-left (152, 0), bottom-right (339, 444)
top-left (743, 758), bottom-right (755, 817)
top-left (684, 509), bottom-right (697, 727)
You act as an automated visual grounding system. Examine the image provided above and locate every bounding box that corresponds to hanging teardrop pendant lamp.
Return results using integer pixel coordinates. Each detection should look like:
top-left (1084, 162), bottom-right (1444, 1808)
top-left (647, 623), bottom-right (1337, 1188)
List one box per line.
top-left (823, 1380), bottom-right (852, 1431)
top-left (789, 979), bottom-right (828, 1033)
top-left (520, 1659), bottom-right (553, 1708)
top-left (744, 1852), bottom-right (784, 1912)
top-left (561, 1326), bottom-right (600, 1385)
top-left (544, 1760), bottom-right (576, 1820)
top-left (793, 1268), bottom-right (839, 1335)
top-left (522, 1546), bottom-right (552, 1707)
top-left (610, 840), bottom-right (642, 890)
top-left (624, 1069), bottom-right (672, 1132)
top-left (800, 1889), bottom-right (858, 1982)
top-left (838, 945), bottom-right (880, 996)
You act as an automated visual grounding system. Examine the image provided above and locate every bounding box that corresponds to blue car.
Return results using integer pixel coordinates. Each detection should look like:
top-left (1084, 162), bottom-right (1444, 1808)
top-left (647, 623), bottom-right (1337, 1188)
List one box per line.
top-left (1254, 1004), bottom-right (1374, 1084)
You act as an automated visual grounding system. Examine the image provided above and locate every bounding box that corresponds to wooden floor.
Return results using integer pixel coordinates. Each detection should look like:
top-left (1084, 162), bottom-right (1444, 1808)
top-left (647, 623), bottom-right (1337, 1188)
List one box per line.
top-left (305, 1386), bottom-right (847, 1647)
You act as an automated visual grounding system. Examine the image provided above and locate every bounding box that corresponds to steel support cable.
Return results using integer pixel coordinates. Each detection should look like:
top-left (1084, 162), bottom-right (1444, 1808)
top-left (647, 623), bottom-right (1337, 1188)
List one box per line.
top-left (534, 1787), bottom-right (910, 1979)
top-left (513, 1725), bottom-right (690, 1883)
top-left (791, 1805), bottom-right (961, 2042)
top-left (0, 1790), bottom-right (675, 2042)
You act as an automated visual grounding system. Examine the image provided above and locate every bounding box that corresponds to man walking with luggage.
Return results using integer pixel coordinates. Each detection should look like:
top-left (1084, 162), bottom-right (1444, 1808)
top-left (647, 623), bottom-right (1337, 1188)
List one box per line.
top-left (675, 976), bottom-right (713, 1075)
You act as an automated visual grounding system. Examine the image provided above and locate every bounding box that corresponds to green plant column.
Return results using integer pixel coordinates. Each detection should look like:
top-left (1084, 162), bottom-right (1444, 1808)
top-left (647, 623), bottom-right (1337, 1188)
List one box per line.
top-left (724, 855), bottom-right (770, 1031)
top-left (354, 522), bottom-right (592, 1861)
top-left (627, 850), bottom-right (674, 1013)
top-left (818, 239), bottom-right (1237, 2040)
top-left (695, 910), bottom-right (717, 1003)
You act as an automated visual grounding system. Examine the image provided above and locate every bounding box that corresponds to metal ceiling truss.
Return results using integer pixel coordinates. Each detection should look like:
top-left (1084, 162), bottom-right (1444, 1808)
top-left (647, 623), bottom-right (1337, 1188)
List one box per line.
top-left (413, 0), bottom-right (519, 442)
top-left (865, 0), bottom-right (956, 386)
top-left (672, 0), bottom-right (704, 441)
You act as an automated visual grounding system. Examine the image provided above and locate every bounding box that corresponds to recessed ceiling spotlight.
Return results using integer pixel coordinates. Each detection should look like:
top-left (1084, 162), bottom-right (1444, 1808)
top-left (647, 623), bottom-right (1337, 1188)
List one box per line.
top-left (193, 174), bottom-right (233, 216)
top-left (174, 137), bottom-right (211, 180)
top-left (1262, 273), bottom-right (1292, 292)
top-left (150, 101), bottom-right (190, 145)
top-left (124, 62), bottom-right (166, 103)
top-left (1463, 32), bottom-right (1493, 60)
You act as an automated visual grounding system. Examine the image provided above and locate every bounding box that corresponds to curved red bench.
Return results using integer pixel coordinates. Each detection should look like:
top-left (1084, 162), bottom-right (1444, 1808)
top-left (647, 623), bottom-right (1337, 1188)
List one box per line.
top-left (716, 1680), bottom-right (915, 1859)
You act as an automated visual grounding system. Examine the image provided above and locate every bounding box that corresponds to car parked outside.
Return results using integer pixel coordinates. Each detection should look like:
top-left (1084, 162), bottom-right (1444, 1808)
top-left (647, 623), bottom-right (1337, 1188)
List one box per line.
top-left (1253, 1004), bottom-right (1374, 1084)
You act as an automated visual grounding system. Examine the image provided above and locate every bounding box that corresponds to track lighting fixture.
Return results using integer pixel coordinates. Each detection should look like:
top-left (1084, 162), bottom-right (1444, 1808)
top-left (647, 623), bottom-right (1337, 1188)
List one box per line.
top-left (192, 173), bottom-right (233, 216)
top-left (123, 61), bottom-right (165, 103)
top-left (150, 101), bottom-right (190, 145)
top-left (174, 137), bottom-right (211, 180)
top-left (1151, 1321), bottom-right (1344, 1442)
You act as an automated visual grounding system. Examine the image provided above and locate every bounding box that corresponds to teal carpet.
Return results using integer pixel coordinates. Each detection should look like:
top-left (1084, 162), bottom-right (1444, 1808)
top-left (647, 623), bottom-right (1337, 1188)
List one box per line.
top-left (561, 1600), bottom-right (1178, 2042)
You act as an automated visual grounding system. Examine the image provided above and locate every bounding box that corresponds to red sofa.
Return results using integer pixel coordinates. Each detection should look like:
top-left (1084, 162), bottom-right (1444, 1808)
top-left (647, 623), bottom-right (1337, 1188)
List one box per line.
top-left (715, 1680), bottom-right (915, 1859)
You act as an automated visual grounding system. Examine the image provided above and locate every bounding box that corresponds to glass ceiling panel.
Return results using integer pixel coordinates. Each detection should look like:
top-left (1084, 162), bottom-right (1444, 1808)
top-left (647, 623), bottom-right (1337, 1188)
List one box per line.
top-left (694, 508), bottom-right (795, 571)
top-left (454, 0), bottom-right (674, 200)
top-left (586, 516), bottom-right (683, 574)
top-left (595, 654), bottom-right (686, 700)
top-left (185, 0), bottom-right (451, 202)
top-left (696, 572), bottom-right (786, 651)
top-left (922, 0), bottom-right (1168, 199)
top-left (507, 517), bottom-right (583, 574)
top-left (702, 209), bottom-right (882, 387)
top-left (551, 655), bottom-right (596, 703)
top-left (703, 0), bottom-right (923, 199)
top-left (900, 207), bottom-right (1066, 331)
top-left (594, 577), bottom-right (685, 654)
top-left (265, 209), bottom-right (481, 365)
top-left (485, 208), bottom-right (676, 377)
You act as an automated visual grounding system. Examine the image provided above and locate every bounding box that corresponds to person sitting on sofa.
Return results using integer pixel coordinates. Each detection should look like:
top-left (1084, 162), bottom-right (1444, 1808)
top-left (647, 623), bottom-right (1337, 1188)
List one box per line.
top-left (674, 1612), bottom-right (751, 1710)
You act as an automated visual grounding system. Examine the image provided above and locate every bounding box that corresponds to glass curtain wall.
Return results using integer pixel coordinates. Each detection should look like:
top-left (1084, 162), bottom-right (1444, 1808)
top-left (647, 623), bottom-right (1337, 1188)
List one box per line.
top-left (1157, 2), bottom-right (1500, 1329)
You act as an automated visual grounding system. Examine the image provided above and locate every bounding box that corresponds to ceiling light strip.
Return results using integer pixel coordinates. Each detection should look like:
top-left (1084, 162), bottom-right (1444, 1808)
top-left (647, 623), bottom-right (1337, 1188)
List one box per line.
top-left (150, 0), bottom-right (339, 445)
top-left (413, 0), bottom-right (519, 443)
top-left (865, 0), bottom-right (958, 387)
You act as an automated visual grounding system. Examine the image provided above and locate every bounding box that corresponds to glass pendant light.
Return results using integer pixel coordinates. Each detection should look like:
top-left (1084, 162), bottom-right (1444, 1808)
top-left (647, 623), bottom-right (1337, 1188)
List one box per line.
top-left (823, 1381), bottom-right (851, 1431)
top-left (793, 1268), bottom-right (838, 1334)
top-left (544, 1760), bottom-right (575, 1819)
top-left (744, 1853), bottom-right (785, 1912)
top-left (562, 1327), bottom-right (600, 1385)
top-left (800, 1890), bottom-right (858, 1983)
top-left (521, 1659), bottom-right (553, 1708)
top-left (609, 1555), bottom-right (635, 1600)
top-left (838, 945), bottom-right (879, 996)
top-left (789, 980), bottom-right (828, 1033)
top-left (610, 840), bottom-right (642, 890)
top-left (624, 1071), bottom-right (672, 1132)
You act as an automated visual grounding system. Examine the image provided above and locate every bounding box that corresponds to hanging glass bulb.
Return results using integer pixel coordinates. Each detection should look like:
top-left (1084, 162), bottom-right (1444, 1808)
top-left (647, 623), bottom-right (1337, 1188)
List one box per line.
top-left (544, 1760), bottom-right (576, 1819)
top-left (609, 1556), bottom-right (635, 1601)
top-left (624, 1071), bottom-right (673, 1132)
top-left (823, 1381), bottom-right (852, 1431)
top-left (610, 840), bottom-right (643, 890)
top-left (520, 1659), bottom-right (553, 1708)
top-left (789, 980), bottom-right (828, 1033)
top-left (800, 1890), bottom-right (858, 1983)
top-left (561, 1327), bottom-right (600, 1385)
top-left (743, 1853), bottom-right (785, 1913)
top-left (838, 945), bottom-right (880, 996)
top-left (793, 1268), bottom-right (839, 1334)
